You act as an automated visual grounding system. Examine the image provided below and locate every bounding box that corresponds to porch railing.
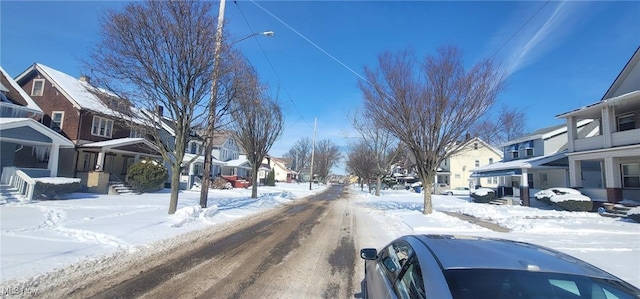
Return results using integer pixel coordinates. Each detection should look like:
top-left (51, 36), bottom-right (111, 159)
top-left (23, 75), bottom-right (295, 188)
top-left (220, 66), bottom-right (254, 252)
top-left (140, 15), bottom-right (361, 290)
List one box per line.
top-left (1, 166), bottom-right (36, 201)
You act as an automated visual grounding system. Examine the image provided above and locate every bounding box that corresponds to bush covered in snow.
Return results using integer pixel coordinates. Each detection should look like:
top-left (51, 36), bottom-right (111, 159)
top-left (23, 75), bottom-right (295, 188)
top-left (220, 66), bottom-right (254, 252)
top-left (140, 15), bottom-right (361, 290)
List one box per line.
top-left (127, 160), bottom-right (168, 193)
top-left (627, 207), bottom-right (640, 223)
top-left (212, 177), bottom-right (232, 189)
top-left (33, 178), bottom-right (81, 200)
top-left (534, 188), bottom-right (592, 212)
top-left (470, 188), bottom-right (496, 203)
top-left (554, 200), bottom-right (593, 212)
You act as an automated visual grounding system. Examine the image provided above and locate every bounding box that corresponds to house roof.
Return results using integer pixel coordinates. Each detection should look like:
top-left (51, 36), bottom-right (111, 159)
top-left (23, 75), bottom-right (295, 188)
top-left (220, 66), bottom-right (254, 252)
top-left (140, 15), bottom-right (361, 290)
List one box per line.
top-left (15, 63), bottom-right (126, 118)
top-left (600, 46), bottom-right (640, 101)
top-left (450, 137), bottom-right (502, 157)
top-left (470, 152), bottom-right (567, 177)
top-left (0, 118), bottom-right (75, 148)
top-left (501, 119), bottom-right (594, 147)
top-left (0, 66), bottom-right (42, 113)
top-left (183, 153), bottom-right (224, 165)
top-left (225, 157), bottom-right (251, 168)
top-left (79, 137), bottom-right (161, 156)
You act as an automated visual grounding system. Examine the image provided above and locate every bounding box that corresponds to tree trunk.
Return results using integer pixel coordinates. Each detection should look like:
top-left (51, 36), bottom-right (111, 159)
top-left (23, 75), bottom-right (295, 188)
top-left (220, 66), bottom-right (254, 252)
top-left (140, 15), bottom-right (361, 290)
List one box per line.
top-left (168, 164), bottom-right (181, 214)
top-left (251, 165), bottom-right (259, 198)
top-left (375, 176), bottom-right (382, 196)
top-left (422, 183), bottom-right (433, 214)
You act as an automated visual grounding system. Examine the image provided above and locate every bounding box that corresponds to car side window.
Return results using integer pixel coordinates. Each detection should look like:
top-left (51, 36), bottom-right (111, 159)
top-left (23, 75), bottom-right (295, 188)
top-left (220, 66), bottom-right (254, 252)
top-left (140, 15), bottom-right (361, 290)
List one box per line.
top-left (395, 261), bottom-right (426, 299)
top-left (378, 241), bottom-right (414, 282)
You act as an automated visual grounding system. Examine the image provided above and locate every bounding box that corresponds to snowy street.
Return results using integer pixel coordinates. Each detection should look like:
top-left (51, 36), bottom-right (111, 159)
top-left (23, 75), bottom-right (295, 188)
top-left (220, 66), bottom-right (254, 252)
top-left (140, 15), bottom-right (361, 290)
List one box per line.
top-left (1, 183), bottom-right (639, 297)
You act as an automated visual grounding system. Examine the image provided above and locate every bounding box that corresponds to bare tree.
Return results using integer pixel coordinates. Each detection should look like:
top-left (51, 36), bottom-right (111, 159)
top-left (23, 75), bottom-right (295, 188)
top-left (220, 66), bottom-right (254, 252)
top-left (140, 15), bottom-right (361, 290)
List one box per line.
top-left (359, 46), bottom-right (504, 214)
top-left (349, 112), bottom-right (401, 196)
top-left (346, 140), bottom-right (376, 192)
top-left (284, 137), bottom-right (312, 174)
top-left (229, 67), bottom-right (284, 199)
top-left (88, 0), bottom-right (227, 214)
top-left (476, 105), bottom-right (527, 146)
top-left (312, 139), bottom-right (342, 183)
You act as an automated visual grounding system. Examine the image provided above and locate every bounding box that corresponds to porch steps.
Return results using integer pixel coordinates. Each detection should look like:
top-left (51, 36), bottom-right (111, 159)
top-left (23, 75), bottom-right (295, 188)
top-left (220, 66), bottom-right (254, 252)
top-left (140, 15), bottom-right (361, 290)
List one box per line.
top-left (598, 203), bottom-right (634, 218)
top-left (109, 183), bottom-right (135, 195)
top-left (489, 197), bottom-right (520, 206)
top-left (0, 184), bottom-right (24, 203)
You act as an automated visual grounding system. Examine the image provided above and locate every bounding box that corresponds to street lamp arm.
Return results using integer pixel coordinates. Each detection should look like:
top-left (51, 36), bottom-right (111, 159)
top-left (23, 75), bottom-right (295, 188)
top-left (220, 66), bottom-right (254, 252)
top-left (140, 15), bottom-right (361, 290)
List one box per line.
top-left (232, 30), bottom-right (275, 45)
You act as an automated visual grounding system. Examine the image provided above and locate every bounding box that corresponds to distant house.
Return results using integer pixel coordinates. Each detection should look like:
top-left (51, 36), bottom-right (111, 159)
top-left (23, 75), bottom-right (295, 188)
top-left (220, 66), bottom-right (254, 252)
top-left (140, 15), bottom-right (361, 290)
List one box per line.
top-left (261, 156), bottom-right (297, 183)
top-left (14, 63), bottom-right (162, 193)
top-left (556, 46), bottom-right (640, 204)
top-left (437, 137), bottom-right (502, 192)
top-left (210, 132), bottom-right (251, 178)
top-left (0, 66), bottom-right (76, 201)
top-left (470, 120), bottom-right (598, 205)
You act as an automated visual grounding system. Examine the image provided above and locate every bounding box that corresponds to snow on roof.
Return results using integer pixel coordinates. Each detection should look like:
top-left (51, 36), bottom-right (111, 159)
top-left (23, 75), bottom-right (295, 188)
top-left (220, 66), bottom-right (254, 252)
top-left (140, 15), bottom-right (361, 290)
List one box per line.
top-left (80, 137), bottom-right (150, 148)
top-left (471, 152), bottom-right (566, 173)
top-left (35, 64), bottom-right (112, 112)
top-left (182, 153), bottom-right (223, 165)
top-left (0, 66), bottom-right (42, 112)
top-left (0, 118), bottom-right (75, 147)
top-left (225, 158), bottom-right (251, 168)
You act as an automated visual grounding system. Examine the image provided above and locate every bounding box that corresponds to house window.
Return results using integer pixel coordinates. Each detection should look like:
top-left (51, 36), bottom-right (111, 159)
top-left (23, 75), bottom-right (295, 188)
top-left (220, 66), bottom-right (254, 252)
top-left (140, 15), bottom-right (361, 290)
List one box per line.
top-left (51, 111), bottom-right (64, 132)
top-left (130, 129), bottom-right (144, 138)
top-left (475, 160), bottom-right (480, 167)
top-left (525, 148), bottom-right (534, 157)
top-left (512, 151), bottom-right (519, 159)
top-left (489, 158), bottom-right (494, 164)
top-left (31, 79), bottom-right (45, 96)
top-left (91, 116), bottom-right (113, 138)
top-left (622, 163), bottom-right (640, 188)
top-left (473, 143), bottom-right (478, 150)
top-left (190, 142), bottom-right (197, 154)
top-left (528, 173), bottom-right (534, 189)
top-left (617, 114), bottom-right (636, 132)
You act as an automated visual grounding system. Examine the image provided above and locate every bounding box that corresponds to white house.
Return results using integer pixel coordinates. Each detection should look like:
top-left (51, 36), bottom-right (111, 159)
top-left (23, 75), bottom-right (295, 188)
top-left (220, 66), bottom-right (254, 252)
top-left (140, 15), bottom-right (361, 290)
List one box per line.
top-left (556, 47), bottom-right (640, 204)
top-left (470, 120), bottom-right (599, 205)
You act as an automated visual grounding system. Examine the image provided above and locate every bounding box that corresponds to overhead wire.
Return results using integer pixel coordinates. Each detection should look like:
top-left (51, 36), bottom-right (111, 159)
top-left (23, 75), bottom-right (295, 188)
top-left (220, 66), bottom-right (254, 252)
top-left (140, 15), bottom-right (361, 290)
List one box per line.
top-left (233, 0), bottom-right (314, 130)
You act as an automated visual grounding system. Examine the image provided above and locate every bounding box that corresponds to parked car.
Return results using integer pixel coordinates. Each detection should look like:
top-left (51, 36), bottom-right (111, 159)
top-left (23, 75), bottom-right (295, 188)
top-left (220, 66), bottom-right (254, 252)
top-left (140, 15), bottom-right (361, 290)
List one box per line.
top-left (441, 187), bottom-right (470, 196)
top-left (360, 234), bottom-right (640, 299)
top-left (534, 187), bottom-right (591, 203)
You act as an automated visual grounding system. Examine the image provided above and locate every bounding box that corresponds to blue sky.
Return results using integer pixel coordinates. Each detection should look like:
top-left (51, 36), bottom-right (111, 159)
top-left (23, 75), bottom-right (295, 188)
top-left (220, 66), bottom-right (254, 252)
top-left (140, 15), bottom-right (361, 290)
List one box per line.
top-left (2, 1), bottom-right (639, 170)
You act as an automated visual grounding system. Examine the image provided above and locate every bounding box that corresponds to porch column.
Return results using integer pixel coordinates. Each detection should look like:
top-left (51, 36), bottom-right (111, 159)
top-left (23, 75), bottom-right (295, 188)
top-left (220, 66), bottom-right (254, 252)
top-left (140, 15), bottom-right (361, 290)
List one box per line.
top-left (188, 161), bottom-right (196, 189)
top-left (604, 156), bottom-right (623, 203)
top-left (569, 157), bottom-right (582, 188)
top-left (95, 150), bottom-right (105, 171)
top-left (134, 154), bottom-right (140, 163)
top-left (566, 116), bottom-right (577, 152)
top-left (602, 106), bottom-right (614, 148)
top-left (520, 168), bottom-right (530, 206)
top-left (47, 144), bottom-right (60, 177)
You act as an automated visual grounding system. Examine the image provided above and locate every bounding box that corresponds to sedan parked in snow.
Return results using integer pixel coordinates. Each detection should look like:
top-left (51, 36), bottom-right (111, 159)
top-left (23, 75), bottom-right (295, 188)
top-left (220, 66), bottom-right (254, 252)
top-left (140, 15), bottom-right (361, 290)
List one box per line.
top-left (441, 187), bottom-right (470, 196)
top-left (360, 234), bottom-right (640, 299)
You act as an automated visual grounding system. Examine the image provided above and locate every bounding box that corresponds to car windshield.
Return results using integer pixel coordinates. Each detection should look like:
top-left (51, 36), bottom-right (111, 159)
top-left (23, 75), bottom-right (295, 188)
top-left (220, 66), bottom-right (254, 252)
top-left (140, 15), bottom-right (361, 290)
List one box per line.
top-left (444, 269), bottom-right (639, 299)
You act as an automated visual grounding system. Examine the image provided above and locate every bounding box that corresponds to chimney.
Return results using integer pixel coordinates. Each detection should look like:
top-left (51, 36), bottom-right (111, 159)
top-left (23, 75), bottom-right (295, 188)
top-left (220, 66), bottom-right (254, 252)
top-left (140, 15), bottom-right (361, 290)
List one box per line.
top-left (79, 75), bottom-right (90, 84)
top-left (156, 105), bottom-right (164, 117)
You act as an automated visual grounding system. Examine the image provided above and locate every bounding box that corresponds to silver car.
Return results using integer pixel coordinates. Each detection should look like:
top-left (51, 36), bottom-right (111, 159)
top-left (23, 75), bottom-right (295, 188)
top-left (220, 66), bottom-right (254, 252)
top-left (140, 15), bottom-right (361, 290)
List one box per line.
top-left (360, 235), bottom-right (640, 299)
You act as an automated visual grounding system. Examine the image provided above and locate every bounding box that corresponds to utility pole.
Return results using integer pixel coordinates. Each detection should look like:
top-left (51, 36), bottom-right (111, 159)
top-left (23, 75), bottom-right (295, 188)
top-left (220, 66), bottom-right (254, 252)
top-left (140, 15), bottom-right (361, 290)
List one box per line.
top-left (309, 117), bottom-right (317, 190)
top-left (200, 0), bottom-right (226, 208)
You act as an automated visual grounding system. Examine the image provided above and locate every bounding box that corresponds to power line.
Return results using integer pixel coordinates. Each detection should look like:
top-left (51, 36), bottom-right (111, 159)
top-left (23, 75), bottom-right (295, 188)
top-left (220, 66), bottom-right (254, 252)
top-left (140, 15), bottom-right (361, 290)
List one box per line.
top-left (490, 1), bottom-right (550, 59)
top-left (233, 0), bottom-right (313, 130)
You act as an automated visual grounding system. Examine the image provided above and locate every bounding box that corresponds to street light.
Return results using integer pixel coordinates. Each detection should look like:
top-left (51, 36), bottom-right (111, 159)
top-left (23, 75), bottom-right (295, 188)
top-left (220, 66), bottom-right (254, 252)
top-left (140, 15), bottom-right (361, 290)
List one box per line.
top-left (199, 2), bottom-right (275, 207)
top-left (232, 31), bottom-right (275, 45)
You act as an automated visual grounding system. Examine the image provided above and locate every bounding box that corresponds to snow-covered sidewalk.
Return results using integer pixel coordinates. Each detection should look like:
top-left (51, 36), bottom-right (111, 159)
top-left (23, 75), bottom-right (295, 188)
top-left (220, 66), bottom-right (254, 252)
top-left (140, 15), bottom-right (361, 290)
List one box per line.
top-left (0, 183), bottom-right (327, 284)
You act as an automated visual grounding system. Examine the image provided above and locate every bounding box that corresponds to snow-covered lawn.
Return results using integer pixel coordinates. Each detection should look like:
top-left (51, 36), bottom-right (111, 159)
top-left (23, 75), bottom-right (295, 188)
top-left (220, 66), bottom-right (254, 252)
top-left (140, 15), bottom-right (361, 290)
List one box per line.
top-left (1, 183), bottom-right (638, 290)
top-left (353, 187), bottom-right (640, 288)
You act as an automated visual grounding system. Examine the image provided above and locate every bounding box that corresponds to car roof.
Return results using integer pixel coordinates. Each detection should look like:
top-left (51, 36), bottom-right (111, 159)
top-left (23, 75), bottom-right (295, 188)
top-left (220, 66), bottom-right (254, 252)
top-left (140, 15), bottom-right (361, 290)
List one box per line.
top-left (408, 235), bottom-right (617, 279)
